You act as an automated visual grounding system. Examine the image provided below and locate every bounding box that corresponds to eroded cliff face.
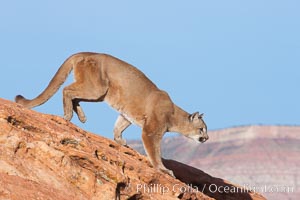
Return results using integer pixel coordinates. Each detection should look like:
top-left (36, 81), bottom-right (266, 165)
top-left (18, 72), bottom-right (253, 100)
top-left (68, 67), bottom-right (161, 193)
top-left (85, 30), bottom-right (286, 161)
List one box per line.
top-left (0, 98), bottom-right (265, 200)
top-left (131, 125), bottom-right (300, 200)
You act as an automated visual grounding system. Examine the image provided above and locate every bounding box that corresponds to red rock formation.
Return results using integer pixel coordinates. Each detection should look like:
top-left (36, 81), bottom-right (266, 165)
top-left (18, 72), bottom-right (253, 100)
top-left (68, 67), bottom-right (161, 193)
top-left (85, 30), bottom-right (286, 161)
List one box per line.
top-left (0, 98), bottom-right (265, 200)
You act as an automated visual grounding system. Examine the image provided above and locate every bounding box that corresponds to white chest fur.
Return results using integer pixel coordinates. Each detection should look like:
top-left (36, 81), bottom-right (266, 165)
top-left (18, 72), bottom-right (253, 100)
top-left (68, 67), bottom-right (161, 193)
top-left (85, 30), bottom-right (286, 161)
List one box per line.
top-left (121, 113), bottom-right (136, 124)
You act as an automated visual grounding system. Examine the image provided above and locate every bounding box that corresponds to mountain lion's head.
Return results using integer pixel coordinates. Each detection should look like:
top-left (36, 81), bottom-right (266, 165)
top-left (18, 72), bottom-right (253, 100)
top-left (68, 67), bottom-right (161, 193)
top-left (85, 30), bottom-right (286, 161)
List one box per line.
top-left (186, 112), bottom-right (208, 143)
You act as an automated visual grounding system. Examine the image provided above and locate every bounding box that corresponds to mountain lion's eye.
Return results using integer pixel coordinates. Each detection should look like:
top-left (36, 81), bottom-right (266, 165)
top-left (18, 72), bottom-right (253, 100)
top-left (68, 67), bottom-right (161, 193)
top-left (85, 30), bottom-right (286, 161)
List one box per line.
top-left (200, 128), bottom-right (203, 132)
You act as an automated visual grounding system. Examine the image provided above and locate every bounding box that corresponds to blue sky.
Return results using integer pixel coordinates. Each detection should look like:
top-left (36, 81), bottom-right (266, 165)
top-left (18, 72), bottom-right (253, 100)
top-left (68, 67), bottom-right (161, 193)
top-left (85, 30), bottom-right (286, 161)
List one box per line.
top-left (1, 1), bottom-right (299, 139)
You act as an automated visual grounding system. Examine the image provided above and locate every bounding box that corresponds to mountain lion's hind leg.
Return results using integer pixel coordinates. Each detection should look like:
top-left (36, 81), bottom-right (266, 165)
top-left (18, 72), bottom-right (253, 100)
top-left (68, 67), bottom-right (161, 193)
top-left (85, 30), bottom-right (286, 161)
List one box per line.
top-left (63, 82), bottom-right (107, 121)
top-left (113, 115), bottom-right (131, 145)
top-left (72, 99), bottom-right (86, 123)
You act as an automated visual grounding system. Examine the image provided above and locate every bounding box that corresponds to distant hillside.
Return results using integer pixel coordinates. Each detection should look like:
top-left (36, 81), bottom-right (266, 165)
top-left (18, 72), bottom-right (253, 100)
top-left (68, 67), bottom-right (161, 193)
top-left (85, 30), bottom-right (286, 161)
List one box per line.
top-left (129, 125), bottom-right (300, 200)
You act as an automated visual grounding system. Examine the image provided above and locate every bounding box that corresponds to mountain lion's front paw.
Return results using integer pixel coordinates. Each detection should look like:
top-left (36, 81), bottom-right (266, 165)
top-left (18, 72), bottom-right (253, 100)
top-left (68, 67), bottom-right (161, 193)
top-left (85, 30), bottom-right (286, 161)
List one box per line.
top-left (114, 137), bottom-right (127, 146)
top-left (160, 168), bottom-right (175, 178)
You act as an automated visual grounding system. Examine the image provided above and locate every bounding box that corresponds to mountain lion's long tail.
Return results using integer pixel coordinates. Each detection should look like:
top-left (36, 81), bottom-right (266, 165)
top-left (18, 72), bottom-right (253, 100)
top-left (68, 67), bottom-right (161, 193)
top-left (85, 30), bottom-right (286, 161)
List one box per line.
top-left (15, 57), bottom-right (74, 108)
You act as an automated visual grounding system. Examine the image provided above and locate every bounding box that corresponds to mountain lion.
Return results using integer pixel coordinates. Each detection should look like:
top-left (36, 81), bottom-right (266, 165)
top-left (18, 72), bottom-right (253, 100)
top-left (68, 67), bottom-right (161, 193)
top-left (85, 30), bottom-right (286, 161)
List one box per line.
top-left (15, 52), bottom-right (208, 177)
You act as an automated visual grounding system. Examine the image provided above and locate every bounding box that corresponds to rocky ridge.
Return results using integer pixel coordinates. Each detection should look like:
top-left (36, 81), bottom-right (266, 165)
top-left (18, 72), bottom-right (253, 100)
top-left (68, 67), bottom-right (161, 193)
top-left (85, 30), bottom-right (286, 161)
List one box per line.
top-left (0, 98), bottom-right (265, 200)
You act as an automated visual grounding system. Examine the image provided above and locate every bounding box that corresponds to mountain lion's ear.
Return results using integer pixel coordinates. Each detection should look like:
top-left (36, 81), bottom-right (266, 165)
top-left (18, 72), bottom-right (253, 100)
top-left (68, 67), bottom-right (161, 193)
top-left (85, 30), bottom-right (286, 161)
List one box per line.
top-left (189, 112), bottom-right (200, 122)
top-left (199, 113), bottom-right (204, 118)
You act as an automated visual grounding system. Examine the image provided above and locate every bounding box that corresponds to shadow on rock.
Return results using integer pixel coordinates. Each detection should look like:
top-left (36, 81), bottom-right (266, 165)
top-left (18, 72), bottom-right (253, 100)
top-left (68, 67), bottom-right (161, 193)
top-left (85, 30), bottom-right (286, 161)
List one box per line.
top-left (163, 159), bottom-right (266, 200)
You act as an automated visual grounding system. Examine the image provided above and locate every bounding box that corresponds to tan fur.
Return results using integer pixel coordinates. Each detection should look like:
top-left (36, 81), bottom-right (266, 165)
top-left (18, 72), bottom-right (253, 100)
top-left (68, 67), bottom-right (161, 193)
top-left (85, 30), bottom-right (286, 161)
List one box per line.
top-left (15, 52), bottom-right (208, 177)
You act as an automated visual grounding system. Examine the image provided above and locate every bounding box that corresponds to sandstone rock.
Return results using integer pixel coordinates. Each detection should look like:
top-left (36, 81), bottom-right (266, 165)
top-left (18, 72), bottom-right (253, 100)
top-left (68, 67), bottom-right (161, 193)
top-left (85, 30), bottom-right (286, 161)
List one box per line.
top-left (0, 98), bottom-right (265, 200)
